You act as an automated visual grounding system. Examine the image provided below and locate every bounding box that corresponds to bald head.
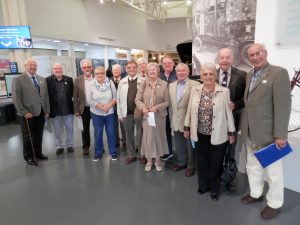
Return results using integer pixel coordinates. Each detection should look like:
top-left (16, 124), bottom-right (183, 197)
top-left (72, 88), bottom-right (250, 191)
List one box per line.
top-left (247, 43), bottom-right (268, 71)
top-left (52, 63), bottom-right (63, 79)
top-left (217, 48), bottom-right (233, 71)
top-left (24, 59), bottom-right (37, 75)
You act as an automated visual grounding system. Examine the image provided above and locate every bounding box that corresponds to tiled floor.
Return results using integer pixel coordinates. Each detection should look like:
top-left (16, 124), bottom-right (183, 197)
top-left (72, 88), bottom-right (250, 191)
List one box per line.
top-left (0, 122), bottom-right (299, 225)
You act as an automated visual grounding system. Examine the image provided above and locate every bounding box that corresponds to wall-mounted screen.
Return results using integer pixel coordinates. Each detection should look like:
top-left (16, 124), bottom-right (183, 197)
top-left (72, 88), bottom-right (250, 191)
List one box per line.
top-left (5, 74), bottom-right (19, 97)
top-left (0, 26), bottom-right (33, 49)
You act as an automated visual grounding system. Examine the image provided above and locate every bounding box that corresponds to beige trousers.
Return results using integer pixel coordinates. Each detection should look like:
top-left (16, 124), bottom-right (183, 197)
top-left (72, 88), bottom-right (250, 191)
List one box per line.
top-left (245, 138), bottom-right (284, 209)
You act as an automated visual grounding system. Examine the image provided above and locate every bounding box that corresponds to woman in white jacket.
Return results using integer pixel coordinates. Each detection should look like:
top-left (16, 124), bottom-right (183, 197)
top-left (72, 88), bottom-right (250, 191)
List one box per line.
top-left (184, 63), bottom-right (235, 201)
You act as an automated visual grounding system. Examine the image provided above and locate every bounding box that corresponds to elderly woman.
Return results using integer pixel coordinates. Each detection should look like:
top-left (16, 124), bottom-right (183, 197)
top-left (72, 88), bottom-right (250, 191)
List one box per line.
top-left (135, 62), bottom-right (169, 172)
top-left (87, 66), bottom-right (117, 161)
top-left (184, 63), bottom-right (235, 201)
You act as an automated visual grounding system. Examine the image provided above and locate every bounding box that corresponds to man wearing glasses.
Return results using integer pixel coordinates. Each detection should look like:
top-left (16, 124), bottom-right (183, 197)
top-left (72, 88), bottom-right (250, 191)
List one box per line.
top-left (241, 43), bottom-right (291, 219)
top-left (73, 59), bottom-right (93, 155)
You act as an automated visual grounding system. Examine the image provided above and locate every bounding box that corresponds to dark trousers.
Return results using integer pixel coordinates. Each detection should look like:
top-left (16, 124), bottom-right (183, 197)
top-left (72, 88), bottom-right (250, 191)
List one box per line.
top-left (81, 106), bottom-right (91, 149)
top-left (196, 133), bottom-right (227, 194)
top-left (18, 112), bottom-right (45, 160)
top-left (165, 112), bottom-right (173, 154)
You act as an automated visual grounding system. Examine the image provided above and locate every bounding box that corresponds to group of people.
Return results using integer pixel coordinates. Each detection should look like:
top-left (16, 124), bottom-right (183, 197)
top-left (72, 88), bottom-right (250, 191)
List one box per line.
top-left (12, 43), bottom-right (291, 219)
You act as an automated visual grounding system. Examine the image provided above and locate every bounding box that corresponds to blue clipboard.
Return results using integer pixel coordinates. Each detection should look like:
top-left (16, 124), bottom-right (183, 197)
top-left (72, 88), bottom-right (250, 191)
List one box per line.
top-left (254, 141), bottom-right (293, 168)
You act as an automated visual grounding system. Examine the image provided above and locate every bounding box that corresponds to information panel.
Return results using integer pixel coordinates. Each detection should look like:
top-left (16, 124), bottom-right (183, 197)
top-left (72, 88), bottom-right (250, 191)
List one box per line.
top-left (276, 0), bottom-right (300, 46)
top-left (0, 26), bottom-right (33, 49)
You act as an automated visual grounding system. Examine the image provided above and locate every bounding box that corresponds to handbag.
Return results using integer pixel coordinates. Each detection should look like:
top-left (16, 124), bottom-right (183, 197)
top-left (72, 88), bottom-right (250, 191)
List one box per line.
top-left (221, 148), bottom-right (238, 183)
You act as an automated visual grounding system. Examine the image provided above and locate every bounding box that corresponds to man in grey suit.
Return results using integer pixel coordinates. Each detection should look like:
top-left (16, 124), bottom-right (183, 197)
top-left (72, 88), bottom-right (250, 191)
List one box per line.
top-left (240, 43), bottom-right (291, 219)
top-left (217, 48), bottom-right (246, 191)
top-left (12, 58), bottom-right (50, 166)
top-left (169, 63), bottom-right (198, 177)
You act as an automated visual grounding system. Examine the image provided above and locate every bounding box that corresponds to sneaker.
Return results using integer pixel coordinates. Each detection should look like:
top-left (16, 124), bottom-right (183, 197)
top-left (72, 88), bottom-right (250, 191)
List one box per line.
top-left (145, 163), bottom-right (152, 172)
top-left (155, 163), bottom-right (163, 172)
top-left (161, 153), bottom-right (174, 161)
top-left (111, 155), bottom-right (118, 161)
top-left (67, 147), bottom-right (74, 153)
top-left (56, 148), bottom-right (64, 155)
top-left (93, 155), bottom-right (101, 162)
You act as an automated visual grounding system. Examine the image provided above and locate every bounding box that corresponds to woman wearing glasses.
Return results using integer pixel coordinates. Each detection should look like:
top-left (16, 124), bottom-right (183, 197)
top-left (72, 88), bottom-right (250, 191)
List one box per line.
top-left (184, 63), bottom-right (235, 201)
top-left (87, 66), bottom-right (118, 161)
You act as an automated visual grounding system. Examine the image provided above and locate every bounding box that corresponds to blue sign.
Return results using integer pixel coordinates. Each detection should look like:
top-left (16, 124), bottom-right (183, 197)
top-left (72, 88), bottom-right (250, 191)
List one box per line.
top-left (0, 26), bottom-right (33, 49)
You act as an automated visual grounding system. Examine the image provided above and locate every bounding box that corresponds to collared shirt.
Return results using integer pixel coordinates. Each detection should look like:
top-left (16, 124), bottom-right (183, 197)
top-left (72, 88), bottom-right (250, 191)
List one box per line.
top-left (128, 75), bottom-right (138, 82)
top-left (51, 76), bottom-right (72, 115)
top-left (26, 71), bottom-right (40, 86)
top-left (248, 63), bottom-right (269, 93)
top-left (176, 79), bottom-right (186, 103)
top-left (219, 67), bottom-right (232, 88)
top-left (84, 75), bottom-right (93, 106)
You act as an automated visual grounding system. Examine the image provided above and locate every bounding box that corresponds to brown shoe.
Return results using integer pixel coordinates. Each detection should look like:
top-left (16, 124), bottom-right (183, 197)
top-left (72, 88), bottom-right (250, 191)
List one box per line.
top-left (185, 168), bottom-right (195, 177)
top-left (83, 147), bottom-right (89, 155)
top-left (261, 205), bottom-right (281, 219)
top-left (139, 157), bottom-right (147, 165)
top-left (125, 157), bottom-right (137, 164)
top-left (241, 194), bottom-right (263, 204)
top-left (172, 164), bottom-right (187, 172)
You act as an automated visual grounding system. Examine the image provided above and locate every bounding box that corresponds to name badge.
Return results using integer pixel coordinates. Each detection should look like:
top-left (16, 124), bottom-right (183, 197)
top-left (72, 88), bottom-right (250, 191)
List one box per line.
top-left (262, 80), bottom-right (267, 83)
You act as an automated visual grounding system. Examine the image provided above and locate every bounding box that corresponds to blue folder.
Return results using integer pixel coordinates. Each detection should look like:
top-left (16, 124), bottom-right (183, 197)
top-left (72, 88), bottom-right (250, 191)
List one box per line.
top-left (254, 141), bottom-right (293, 168)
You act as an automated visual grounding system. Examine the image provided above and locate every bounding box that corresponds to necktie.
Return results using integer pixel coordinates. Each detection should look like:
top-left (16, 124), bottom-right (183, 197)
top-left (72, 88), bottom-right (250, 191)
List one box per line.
top-left (221, 71), bottom-right (228, 87)
top-left (31, 76), bottom-right (40, 93)
top-left (249, 71), bottom-right (259, 92)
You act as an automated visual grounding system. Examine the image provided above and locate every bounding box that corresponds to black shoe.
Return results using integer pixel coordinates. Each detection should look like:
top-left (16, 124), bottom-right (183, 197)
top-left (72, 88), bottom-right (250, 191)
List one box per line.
top-left (67, 147), bottom-right (74, 153)
top-left (27, 158), bottom-right (38, 166)
top-left (226, 182), bottom-right (236, 192)
top-left (56, 148), bottom-right (64, 155)
top-left (161, 154), bottom-right (174, 161)
top-left (116, 143), bottom-right (120, 148)
top-left (210, 193), bottom-right (218, 201)
top-left (36, 154), bottom-right (48, 160)
top-left (197, 188), bottom-right (208, 195)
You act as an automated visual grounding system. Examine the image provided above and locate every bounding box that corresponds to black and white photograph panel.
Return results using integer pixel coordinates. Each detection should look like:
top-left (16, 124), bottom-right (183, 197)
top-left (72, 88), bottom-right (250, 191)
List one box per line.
top-left (192, 0), bottom-right (257, 75)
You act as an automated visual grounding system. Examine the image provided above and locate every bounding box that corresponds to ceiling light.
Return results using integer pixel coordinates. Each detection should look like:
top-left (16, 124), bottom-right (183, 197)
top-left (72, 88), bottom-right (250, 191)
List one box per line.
top-left (83, 43), bottom-right (89, 46)
top-left (186, 0), bottom-right (192, 4)
top-left (99, 0), bottom-right (104, 4)
top-left (52, 40), bottom-right (61, 43)
top-left (163, 1), bottom-right (167, 5)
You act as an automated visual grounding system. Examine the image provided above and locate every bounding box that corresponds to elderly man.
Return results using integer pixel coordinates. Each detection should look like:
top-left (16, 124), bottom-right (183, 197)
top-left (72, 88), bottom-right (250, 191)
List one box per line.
top-left (159, 56), bottom-right (177, 161)
top-left (73, 59), bottom-right (93, 155)
top-left (217, 48), bottom-right (246, 191)
top-left (169, 63), bottom-right (198, 177)
top-left (240, 43), bottom-right (291, 219)
top-left (12, 59), bottom-right (50, 165)
top-left (117, 60), bottom-right (145, 164)
top-left (46, 63), bottom-right (74, 155)
top-left (110, 64), bottom-right (126, 147)
top-left (137, 58), bottom-right (147, 79)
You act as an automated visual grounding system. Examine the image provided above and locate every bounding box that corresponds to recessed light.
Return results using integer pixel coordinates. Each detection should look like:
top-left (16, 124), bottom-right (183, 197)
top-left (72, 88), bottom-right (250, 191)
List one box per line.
top-left (52, 40), bottom-right (61, 43)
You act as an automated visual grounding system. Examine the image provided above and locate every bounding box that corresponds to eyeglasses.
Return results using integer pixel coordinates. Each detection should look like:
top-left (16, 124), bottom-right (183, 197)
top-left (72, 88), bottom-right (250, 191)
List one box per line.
top-left (82, 66), bottom-right (92, 69)
top-left (248, 50), bottom-right (264, 59)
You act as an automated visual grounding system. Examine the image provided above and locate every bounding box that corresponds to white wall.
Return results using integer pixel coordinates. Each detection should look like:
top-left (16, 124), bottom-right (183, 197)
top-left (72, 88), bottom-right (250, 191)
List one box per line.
top-left (250, 0), bottom-right (300, 192)
top-left (24, 0), bottom-right (189, 52)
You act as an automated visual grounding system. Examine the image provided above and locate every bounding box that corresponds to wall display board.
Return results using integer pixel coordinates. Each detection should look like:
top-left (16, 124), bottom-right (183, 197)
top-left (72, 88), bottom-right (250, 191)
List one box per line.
top-left (75, 58), bottom-right (105, 76)
top-left (5, 74), bottom-right (20, 97)
top-left (276, 0), bottom-right (300, 47)
top-left (0, 59), bottom-right (10, 74)
top-left (0, 26), bottom-right (32, 49)
top-left (192, 0), bottom-right (257, 75)
top-left (0, 75), bottom-right (7, 97)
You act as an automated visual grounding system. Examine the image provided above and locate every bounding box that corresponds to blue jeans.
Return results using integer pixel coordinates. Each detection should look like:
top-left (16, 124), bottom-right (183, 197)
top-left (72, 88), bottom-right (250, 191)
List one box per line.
top-left (51, 114), bottom-right (74, 149)
top-left (91, 112), bottom-right (116, 157)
